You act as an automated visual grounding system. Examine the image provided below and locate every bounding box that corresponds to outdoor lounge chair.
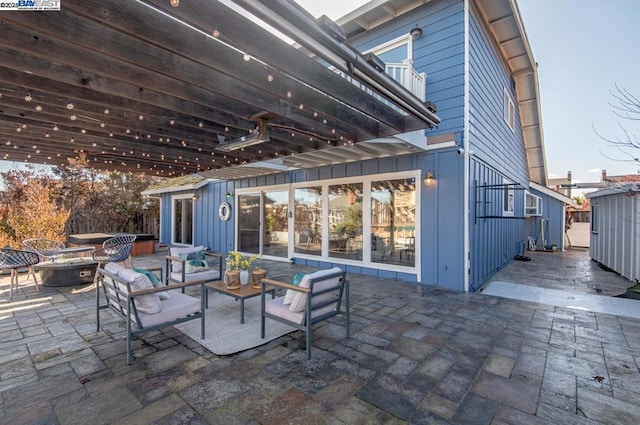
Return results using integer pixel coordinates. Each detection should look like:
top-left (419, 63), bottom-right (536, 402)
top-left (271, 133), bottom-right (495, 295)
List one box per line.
top-left (22, 238), bottom-right (66, 262)
top-left (260, 267), bottom-right (349, 359)
top-left (95, 262), bottom-right (205, 364)
top-left (165, 245), bottom-right (222, 286)
top-left (0, 248), bottom-right (40, 299)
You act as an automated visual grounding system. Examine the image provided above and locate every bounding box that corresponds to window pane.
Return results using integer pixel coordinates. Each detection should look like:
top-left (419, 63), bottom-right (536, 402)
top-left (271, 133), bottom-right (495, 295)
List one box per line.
top-left (329, 183), bottom-right (363, 261)
top-left (173, 198), bottom-right (193, 245)
top-left (371, 178), bottom-right (416, 266)
top-left (238, 194), bottom-right (260, 254)
top-left (263, 190), bottom-right (289, 258)
top-left (294, 187), bottom-right (322, 256)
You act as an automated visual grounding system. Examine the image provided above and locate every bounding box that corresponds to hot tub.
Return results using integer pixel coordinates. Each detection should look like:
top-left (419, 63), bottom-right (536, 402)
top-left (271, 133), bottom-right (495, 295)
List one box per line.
top-left (68, 233), bottom-right (156, 256)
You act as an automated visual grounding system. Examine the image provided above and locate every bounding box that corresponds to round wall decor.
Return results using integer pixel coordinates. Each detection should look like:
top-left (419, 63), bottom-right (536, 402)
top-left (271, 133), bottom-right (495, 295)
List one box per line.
top-left (218, 201), bottom-right (231, 221)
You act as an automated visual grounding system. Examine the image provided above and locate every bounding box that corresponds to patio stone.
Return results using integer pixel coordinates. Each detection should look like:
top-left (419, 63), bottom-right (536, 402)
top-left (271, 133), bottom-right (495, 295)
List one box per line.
top-left (1, 249), bottom-right (640, 423)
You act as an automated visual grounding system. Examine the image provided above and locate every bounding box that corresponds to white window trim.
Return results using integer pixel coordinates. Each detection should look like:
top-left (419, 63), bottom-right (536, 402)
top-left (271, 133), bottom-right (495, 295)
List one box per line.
top-left (503, 87), bottom-right (515, 132)
top-left (524, 192), bottom-right (543, 216)
top-left (364, 33), bottom-right (413, 60)
top-left (170, 193), bottom-right (195, 246)
top-left (246, 171), bottom-right (421, 276)
top-left (503, 178), bottom-right (514, 217)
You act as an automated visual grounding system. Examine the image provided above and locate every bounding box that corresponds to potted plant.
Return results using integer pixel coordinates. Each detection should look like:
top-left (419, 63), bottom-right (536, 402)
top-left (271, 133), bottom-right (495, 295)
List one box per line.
top-left (226, 251), bottom-right (259, 286)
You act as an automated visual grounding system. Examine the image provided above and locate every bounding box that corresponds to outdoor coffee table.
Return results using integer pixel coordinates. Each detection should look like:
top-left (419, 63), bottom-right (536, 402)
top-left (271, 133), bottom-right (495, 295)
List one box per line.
top-left (205, 280), bottom-right (275, 324)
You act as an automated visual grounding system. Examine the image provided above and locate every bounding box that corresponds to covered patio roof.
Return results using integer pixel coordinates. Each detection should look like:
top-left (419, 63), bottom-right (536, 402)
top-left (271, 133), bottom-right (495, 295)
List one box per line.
top-left (0, 0), bottom-right (440, 177)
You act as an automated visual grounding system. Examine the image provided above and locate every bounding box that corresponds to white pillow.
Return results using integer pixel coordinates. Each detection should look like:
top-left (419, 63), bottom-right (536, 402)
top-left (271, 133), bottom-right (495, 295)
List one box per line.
top-left (118, 268), bottom-right (162, 314)
top-left (288, 267), bottom-right (343, 313)
top-left (170, 246), bottom-right (206, 273)
top-left (103, 262), bottom-right (123, 275)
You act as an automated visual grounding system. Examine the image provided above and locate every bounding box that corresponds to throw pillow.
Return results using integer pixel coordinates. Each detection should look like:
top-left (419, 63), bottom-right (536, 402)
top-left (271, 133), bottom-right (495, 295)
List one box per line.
top-left (133, 268), bottom-right (170, 300)
top-left (289, 267), bottom-right (343, 313)
top-left (283, 272), bottom-right (309, 305)
top-left (118, 268), bottom-right (162, 314)
top-left (170, 245), bottom-right (206, 273)
top-left (184, 258), bottom-right (210, 274)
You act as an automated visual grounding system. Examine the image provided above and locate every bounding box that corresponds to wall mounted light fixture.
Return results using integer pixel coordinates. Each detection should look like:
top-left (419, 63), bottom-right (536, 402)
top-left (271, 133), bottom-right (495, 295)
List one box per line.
top-left (192, 194), bottom-right (199, 201)
top-left (423, 171), bottom-right (435, 185)
top-left (225, 191), bottom-right (233, 199)
top-left (410, 25), bottom-right (423, 40)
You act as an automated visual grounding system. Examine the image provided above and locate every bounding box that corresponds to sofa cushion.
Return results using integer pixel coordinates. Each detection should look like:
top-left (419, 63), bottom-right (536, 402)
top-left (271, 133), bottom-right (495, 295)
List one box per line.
top-left (169, 245), bottom-right (206, 273)
top-left (138, 291), bottom-right (201, 328)
top-left (118, 268), bottom-right (162, 314)
top-left (283, 272), bottom-right (307, 305)
top-left (289, 267), bottom-right (343, 313)
top-left (170, 268), bottom-right (220, 284)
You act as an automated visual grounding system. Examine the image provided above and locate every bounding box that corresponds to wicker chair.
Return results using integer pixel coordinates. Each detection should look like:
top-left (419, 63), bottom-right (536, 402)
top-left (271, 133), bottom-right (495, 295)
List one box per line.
top-left (22, 238), bottom-right (66, 262)
top-left (102, 235), bottom-right (136, 268)
top-left (0, 248), bottom-right (41, 299)
top-left (91, 235), bottom-right (136, 286)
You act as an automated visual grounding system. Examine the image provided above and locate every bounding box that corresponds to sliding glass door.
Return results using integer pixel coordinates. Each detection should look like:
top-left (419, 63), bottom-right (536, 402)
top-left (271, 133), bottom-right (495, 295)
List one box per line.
top-left (237, 190), bottom-right (289, 258)
top-left (172, 195), bottom-right (193, 245)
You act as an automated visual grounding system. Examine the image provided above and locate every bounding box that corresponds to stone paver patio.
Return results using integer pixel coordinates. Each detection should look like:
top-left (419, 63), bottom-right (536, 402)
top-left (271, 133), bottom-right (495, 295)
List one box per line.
top-left (1, 248), bottom-right (639, 424)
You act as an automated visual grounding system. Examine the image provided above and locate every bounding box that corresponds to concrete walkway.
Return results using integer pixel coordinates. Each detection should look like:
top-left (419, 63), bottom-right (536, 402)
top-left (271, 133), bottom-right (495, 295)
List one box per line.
top-left (1, 249), bottom-right (639, 424)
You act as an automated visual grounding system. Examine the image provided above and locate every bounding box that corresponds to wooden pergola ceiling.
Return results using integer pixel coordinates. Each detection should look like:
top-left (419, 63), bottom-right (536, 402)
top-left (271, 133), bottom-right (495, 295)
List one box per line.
top-left (0, 0), bottom-right (440, 177)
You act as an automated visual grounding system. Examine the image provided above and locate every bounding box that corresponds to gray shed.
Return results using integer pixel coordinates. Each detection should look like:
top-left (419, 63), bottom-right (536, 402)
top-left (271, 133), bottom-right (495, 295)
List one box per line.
top-left (587, 183), bottom-right (640, 282)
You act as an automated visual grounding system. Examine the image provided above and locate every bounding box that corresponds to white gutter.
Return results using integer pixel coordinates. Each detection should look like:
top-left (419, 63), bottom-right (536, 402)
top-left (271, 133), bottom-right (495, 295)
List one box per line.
top-left (463, 0), bottom-right (471, 292)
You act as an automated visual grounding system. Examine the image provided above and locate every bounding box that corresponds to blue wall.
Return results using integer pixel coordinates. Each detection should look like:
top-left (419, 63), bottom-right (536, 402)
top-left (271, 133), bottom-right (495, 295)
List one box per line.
top-left (468, 5), bottom-right (529, 187)
top-left (161, 149), bottom-right (465, 290)
top-left (469, 158), bottom-right (525, 291)
top-left (349, 0), bottom-right (465, 141)
top-left (525, 189), bottom-right (565, 250)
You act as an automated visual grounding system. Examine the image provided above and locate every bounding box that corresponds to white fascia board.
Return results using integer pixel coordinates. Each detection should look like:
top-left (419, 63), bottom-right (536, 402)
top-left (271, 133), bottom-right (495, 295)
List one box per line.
top-left (529, 181), bottom-right (572, 204)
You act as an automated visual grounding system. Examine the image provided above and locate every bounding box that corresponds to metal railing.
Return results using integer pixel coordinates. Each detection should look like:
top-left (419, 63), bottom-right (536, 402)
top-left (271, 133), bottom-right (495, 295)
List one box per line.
top-left (331, 59), bottom-right (426, 114)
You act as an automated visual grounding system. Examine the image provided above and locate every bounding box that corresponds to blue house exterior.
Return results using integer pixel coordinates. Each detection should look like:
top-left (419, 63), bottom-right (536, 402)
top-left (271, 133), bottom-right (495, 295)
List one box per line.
top-left (144, 0), bottom-right (570, 292)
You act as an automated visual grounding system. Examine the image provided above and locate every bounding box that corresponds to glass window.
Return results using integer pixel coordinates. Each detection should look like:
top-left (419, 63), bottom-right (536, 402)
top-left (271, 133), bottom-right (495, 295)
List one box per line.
top-left (329, 183), bottom-right (363, 261)
top-left (263, 190), bottom-right (289, 258)
top-left (294, 187), bottom-right (322, 256)
top-left (238, 194), bottom-right (261, 254)
top-left (590, 204), bottom-right (598, 233)
top-left (503, 179), bottom-right (514, 216)
top-left (172, 197), bottom-right (193, 245)
top-left (371, 178), bottom-right (416, 266)
top-left (524, 192), bottom-right (542, 216)
top-left (503, 88), bottom-right (515, 131)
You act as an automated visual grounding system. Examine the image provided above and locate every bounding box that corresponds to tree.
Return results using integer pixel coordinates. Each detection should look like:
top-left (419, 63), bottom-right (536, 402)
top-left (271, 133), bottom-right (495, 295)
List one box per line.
top-left (0, 166), bottom-right (161, 247)
top-left (596, 85), bottom-right (640, 166)
top-left (0, 166), bottom-right (69, 248)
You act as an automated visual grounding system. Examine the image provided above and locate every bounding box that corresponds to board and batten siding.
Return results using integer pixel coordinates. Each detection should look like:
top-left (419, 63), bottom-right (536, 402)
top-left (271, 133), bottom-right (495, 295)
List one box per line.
top-left (162, 150), bottom-right (465, 289)
top-left (590, 192), bottom-right (640, 282)
top-left (348, 0), bottom-right (465, 141)
top-left (468, 5), bottom-right (528, 187)
top-left (469, 158), bottom-right (524, 291)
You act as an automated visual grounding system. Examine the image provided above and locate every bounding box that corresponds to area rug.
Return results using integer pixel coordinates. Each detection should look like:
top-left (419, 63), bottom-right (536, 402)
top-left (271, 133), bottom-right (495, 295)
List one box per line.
top-left (174, 292), bottom-right (296, 355)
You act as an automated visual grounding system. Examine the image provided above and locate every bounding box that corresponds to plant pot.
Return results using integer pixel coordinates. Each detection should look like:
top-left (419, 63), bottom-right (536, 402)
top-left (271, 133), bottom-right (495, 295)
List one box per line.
top-left (252, 268), bottom-right (266, 289)
top-left (240, 269), bottom-right (249, 285)
top-left (224, 270), bottom-right (240, 289)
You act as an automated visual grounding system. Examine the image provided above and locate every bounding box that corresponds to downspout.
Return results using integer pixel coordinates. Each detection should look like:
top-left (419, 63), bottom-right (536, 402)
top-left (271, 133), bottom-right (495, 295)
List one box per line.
top-left (463, 0), bottom-right (471, 292)
top-left (230, 0), bottom-right (441, 128)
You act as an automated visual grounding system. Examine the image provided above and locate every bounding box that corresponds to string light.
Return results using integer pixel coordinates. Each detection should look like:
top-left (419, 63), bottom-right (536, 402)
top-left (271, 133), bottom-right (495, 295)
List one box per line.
top-left (24, 94), bottom-right (32, 102)
top-left (243, 53), bottom-right (251, 61)
top-left (35, 105), bottom-right (42, 111)
top-left (104, 108), bottom-right (110, 114)
top-left (212, 29), bottom-right (220, 38)
top-left (53, 125), bottom-right (59, 131)
top-left (66, 102), bottom-right (74, 110)
top-left (170, 0), bottom-right (179, 7)
top-left (70, 114), bottom-right (77, 120)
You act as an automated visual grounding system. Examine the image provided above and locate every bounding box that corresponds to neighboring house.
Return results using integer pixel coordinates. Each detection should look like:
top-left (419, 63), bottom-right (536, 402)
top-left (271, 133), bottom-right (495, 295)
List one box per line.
top-left (143, 0), bottom-right (570, 292)
top-left (587, 183), bottom-right (640, 282)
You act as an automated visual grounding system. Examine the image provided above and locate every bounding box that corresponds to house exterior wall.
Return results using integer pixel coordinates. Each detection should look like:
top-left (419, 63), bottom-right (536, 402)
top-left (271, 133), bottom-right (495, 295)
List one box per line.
top-left (156, 0), bottom-right (554, 293)
top-left (350, 0), bottom-right (465, 142)
top-left (165, 150), bottom-right (465, 290)
top-left (589, 192), bottom-right (640, 282)
top-left (468, 4), bottom-right (529, 187)
top-left (524, 188), bottom-right (566, 252)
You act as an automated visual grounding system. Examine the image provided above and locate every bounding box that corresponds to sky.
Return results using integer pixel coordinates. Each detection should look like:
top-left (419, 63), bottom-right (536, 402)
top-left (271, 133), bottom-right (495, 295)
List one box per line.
top-left (3, 0), bottom-right (639, 189)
